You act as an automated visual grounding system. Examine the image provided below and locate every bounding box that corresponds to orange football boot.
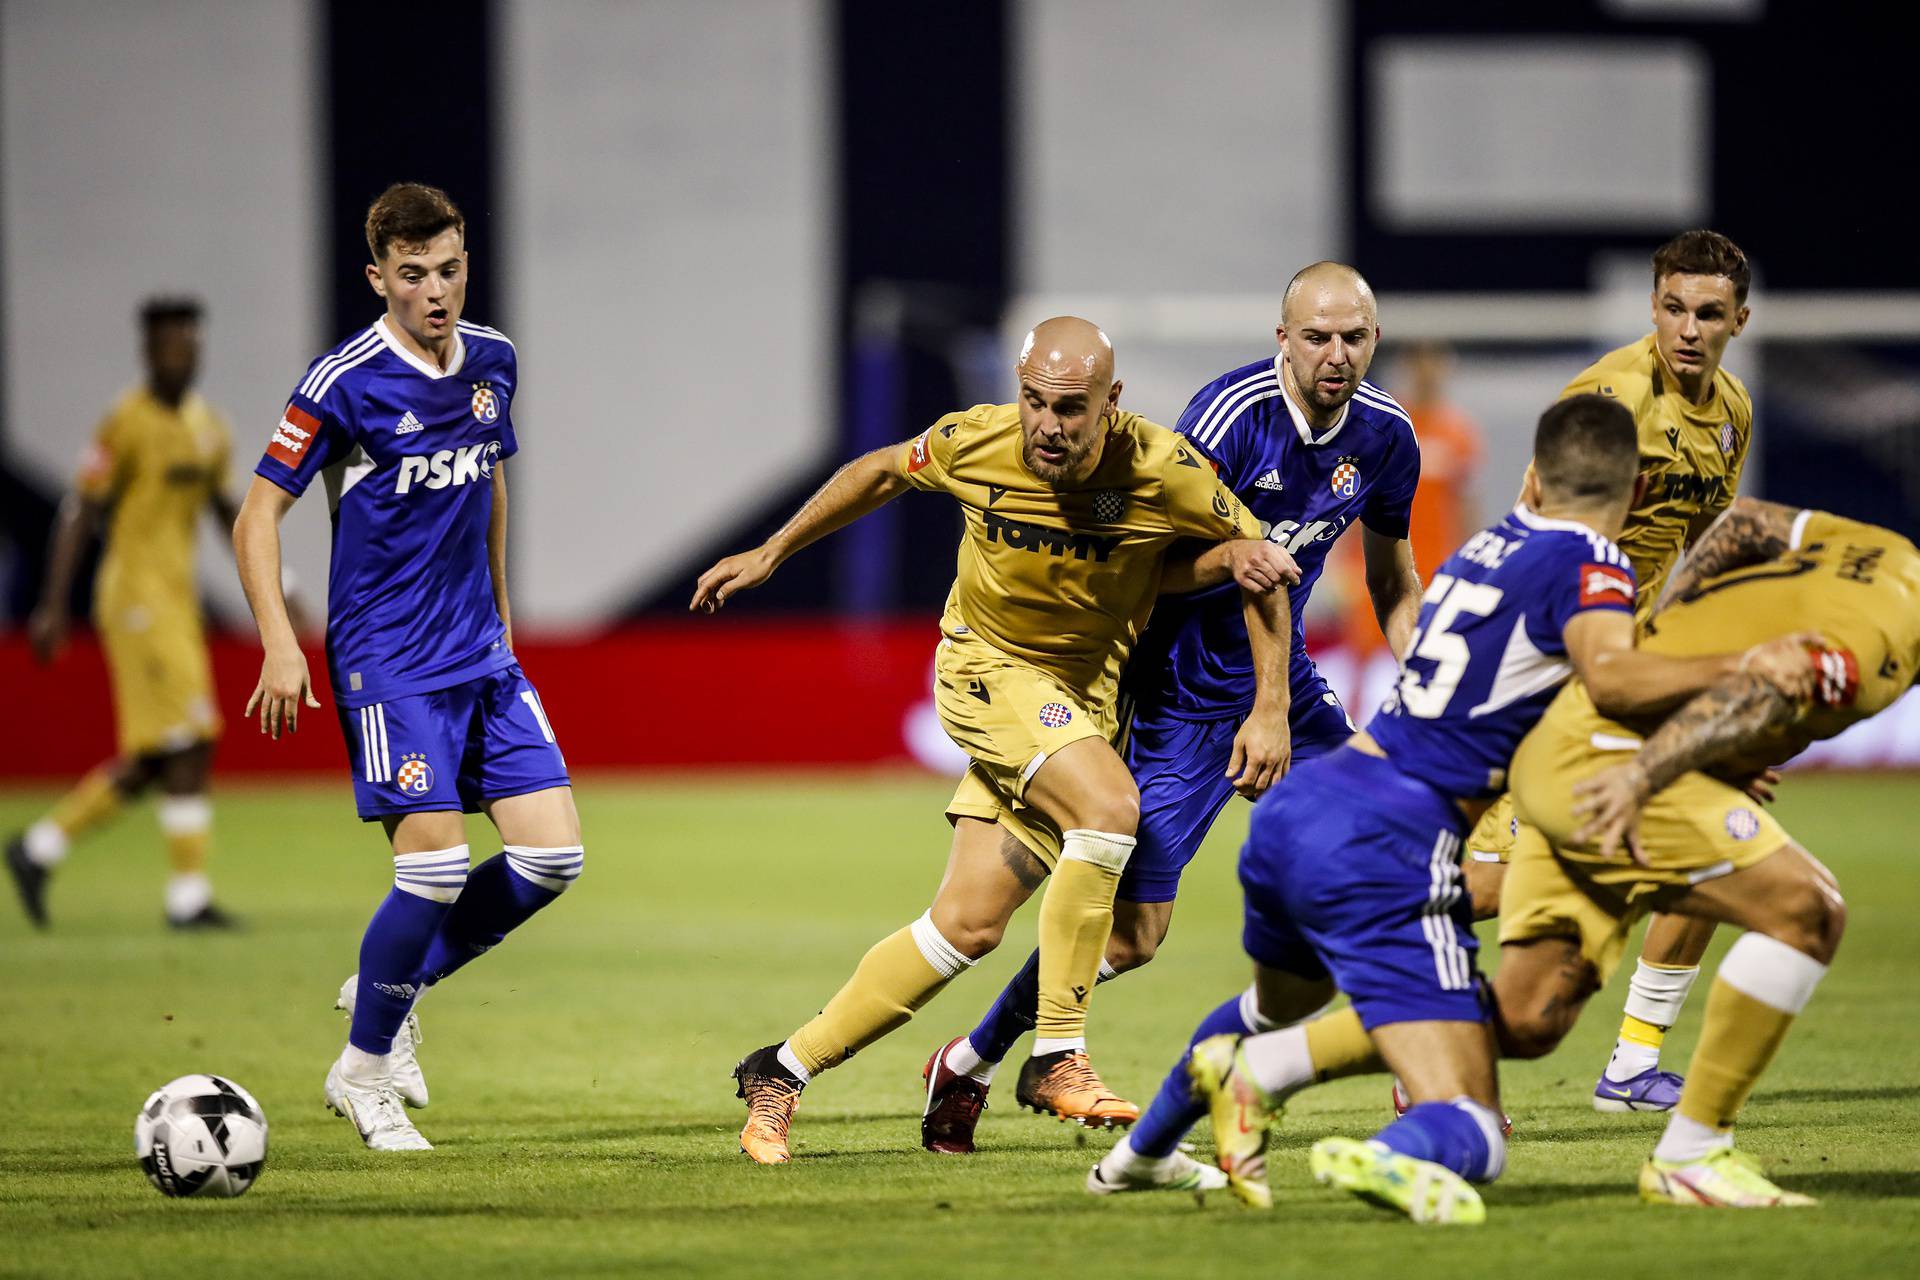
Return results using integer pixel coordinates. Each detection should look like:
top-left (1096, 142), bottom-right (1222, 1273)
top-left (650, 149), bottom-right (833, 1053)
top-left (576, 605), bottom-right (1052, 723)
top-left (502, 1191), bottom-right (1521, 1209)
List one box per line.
top-left (734, 1045), bottom-right (804, 1165)
top-left (1014, 1050), bottom-right (1139, 1129)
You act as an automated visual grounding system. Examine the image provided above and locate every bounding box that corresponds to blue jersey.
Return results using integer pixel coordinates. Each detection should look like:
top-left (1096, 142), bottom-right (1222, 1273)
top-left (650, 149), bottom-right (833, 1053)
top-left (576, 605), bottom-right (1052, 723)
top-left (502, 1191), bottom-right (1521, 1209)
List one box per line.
top-left (1368, 506), bottom-right (1636, 800)
top-left (1126, 356), bottom-right (1421, 719)
top-left (257, 318), bottom-right (520, 709)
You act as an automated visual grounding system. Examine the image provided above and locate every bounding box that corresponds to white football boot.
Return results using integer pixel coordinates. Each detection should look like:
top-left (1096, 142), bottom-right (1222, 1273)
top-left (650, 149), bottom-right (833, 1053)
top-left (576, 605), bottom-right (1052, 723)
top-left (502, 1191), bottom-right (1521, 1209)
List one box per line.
top-left (335, 973), bottom-right (429, 1108)
top-left (324, 1057), bottom-right (434, 1152)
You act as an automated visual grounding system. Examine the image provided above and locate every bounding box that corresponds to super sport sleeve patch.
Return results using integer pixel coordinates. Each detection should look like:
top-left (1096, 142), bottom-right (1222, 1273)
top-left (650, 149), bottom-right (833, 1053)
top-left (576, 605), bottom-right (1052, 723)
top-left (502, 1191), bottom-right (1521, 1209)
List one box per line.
top-left (1576, 560), bottom-right (1636, 611)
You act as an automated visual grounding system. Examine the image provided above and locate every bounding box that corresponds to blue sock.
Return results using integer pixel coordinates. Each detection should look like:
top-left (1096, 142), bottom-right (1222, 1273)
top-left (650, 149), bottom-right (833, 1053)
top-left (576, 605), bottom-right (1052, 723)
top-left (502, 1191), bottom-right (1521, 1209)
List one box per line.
top-left (417, 845), bottom-right (583, 986)
top-left (1371, 1100), bottom-right (1505, 1183)
top-left (967, 948), bottom-right (1041, 1062)
top-left (350, 847), bottom-right (470, 1054)
top-left (1130, 988), bottom-right (1263, 1158)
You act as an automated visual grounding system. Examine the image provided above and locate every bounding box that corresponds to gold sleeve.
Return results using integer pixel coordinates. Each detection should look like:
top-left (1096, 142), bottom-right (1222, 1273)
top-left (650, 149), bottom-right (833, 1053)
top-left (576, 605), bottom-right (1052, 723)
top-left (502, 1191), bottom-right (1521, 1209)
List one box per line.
top-left (73, 411), bottom-right (124, 502)
top-left (1164, 446), bottom-right (1262, 541)
top-left (898, 410), bottom-right (967, 493)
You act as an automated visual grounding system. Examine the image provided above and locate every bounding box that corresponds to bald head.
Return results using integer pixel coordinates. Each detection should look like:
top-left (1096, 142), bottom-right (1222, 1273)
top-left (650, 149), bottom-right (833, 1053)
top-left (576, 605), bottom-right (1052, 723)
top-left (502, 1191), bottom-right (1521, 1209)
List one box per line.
top-left (1282, 261), bottom-right (1375, 328)
top-left (1014, 315), bottom-right (1121, 486)
top-left (1019, 315), bottom-right (1115, 387)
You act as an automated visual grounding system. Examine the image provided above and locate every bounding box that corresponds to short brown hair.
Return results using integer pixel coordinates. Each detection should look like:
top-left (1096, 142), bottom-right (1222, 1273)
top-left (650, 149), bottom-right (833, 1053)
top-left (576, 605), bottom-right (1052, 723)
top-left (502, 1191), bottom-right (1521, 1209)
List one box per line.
top-left (1653, 229), bottom-right (1751, 306)
top-left (1534, 393), bottom-right (1638, 505)
top-left (365, 182), bottom-right (465, 262)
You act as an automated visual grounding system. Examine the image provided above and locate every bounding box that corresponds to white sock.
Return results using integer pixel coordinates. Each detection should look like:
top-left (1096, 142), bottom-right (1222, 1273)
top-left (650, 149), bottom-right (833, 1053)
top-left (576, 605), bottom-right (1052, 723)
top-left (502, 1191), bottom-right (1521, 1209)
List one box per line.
top-left (776, 1040), bottom-right (813, 1085)
top-left (23, 819), bottom-right (68, 867)
top-left (1238, 1026), bottom-right (1315, 1100)
top-left (1604, 1039), bottom-right (1660, 1081)
top-left (1033, 1036), bottom-right (1085, 1056)
top-left (1099, 1133), bottom-right (1166, 1175)
top-left (1605, 960), bottom-right (1701, 1080)
top-left (945, 1036), bottom-right (998, 1085)
top-left (1653, 1111), bottom-right (1734, 1163)
top-left (340, 1043), bottom-right (392, 1086)
top-left (165, 872), bottom-right (213, 921)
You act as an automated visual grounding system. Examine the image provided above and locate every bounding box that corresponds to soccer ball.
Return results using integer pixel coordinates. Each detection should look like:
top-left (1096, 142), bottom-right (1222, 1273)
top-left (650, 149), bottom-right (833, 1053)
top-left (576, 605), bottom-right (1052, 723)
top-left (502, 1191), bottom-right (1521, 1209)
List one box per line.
top-left (133, 1074), bottom-right (268, 1198)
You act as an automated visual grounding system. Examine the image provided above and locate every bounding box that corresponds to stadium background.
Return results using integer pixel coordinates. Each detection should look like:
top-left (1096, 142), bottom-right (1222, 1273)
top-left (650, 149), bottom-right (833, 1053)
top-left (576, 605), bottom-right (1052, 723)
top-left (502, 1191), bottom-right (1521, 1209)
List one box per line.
top-left (2, 0), bottom-right (1916, 781)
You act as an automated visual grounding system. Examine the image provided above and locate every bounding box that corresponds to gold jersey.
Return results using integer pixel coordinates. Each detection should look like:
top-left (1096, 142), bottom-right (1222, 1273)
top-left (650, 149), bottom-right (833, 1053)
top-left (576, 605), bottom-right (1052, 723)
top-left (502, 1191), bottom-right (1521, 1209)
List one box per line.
top-left (899, 403), bottom-right (1261, 710)
top-left (1560, 335), bottom-right (1753, 624)
top-left (74, 387), bottom-right (232, 616)
top-left (1540, 511), bottom-right (1920, 775)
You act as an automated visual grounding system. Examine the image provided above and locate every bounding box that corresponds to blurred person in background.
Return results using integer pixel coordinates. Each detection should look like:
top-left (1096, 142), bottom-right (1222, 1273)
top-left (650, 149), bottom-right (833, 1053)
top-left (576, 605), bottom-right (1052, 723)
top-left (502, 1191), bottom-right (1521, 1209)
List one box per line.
top-left (7, 298), bottom-right (247, 930)
top-left (1332, 341), bottom-right (1483, 661)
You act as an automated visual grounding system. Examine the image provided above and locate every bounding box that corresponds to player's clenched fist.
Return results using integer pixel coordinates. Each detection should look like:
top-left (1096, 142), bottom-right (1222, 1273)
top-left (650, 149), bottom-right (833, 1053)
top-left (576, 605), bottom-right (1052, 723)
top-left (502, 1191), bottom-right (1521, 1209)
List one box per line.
top-left (691, 545), bottom-right (781, 614)
top-left (246, 643), bottom-right (320, 739)
top-left (1224, 539), bottom-right (1302, 594)
top-left (1226, 706), bottom-right (1292, 799)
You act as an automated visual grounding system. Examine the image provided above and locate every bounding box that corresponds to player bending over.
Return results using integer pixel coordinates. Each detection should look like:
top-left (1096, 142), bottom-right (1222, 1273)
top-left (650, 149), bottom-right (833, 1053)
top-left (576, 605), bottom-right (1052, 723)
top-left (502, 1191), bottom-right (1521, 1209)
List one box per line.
top-left (924, 263), bottom-right (1424, 1188)
top-left (232, 184), bottom-right (582, 1152)
top-left (1131, 396), bottom-right (1811, 1220)
top-left (8, 299), bottom-right (261, 930)
top-left (694, 317), bottom-right (1297, 1165)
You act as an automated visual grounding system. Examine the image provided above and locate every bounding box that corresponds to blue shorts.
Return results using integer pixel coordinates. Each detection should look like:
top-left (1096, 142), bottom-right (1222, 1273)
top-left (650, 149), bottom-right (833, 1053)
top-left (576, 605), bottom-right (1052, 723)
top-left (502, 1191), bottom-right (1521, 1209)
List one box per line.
top-left (1238, 747), bottom-right (1483, 1029)
top-left (1118, 681), bottom-right (1353, 903)
top-left (336, 664), bottom-right (570, 821)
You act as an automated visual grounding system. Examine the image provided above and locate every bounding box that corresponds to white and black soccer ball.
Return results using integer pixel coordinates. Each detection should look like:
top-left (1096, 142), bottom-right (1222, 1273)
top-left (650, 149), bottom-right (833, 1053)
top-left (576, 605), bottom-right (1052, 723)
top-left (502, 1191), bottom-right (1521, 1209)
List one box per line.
top-left (134, 1074), bottom-right (268, 1199)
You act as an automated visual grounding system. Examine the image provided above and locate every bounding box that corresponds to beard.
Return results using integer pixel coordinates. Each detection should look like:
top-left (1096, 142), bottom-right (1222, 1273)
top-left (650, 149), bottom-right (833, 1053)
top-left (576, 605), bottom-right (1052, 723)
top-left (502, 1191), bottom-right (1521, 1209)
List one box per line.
top-left (1022, 430), bottom-right (1099, 485)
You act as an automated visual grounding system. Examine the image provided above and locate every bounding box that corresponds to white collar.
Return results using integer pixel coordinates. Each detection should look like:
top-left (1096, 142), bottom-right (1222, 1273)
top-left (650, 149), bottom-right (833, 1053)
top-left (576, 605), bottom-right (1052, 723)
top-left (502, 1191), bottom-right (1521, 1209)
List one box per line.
top-left (1510, 503), bottom-right (1602, 536)
top-left (377, 315), bottom-right (466, 380)
top-left (1275, 353), bottom-right (1349, 447)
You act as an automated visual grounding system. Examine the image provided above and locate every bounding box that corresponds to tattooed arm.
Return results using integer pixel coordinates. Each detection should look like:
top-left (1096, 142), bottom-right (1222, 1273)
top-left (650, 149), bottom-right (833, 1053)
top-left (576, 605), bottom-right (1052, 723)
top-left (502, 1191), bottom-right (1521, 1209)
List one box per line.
top-left (1658, 497), bottom-right (1804, 609)
top-left (1569, 672), bottom-right (1801, 860)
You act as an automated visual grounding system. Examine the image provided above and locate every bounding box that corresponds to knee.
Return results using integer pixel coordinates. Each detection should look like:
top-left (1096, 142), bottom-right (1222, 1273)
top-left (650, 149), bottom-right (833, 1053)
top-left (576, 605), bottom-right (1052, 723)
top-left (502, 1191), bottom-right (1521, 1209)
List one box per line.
top-left (1773, 881), bottom-right (1846, 964)
top-left (1104, 923), bottom-right (1161, 975)
top-left (1492, 1004), bottom-right (1566, 1061)
top-left (504, 844), bottom-right (585, 895)
top-left (1076, 789), bottom-right (1140, 839)
top-left (927, 906), bottom-right (1005, 961)
top-left (1465, 859), bottom-right (1505, 922)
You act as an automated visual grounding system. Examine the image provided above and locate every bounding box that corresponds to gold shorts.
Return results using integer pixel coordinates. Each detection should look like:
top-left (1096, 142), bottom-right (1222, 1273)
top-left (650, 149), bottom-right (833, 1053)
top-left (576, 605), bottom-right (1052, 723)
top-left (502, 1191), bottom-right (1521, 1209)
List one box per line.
top-left (933, 636), bottom-right (1115, 865)
top-left (1499, 723), bottom-right (1788, 981)
top-left (100, 607), bottom-right (221, 757)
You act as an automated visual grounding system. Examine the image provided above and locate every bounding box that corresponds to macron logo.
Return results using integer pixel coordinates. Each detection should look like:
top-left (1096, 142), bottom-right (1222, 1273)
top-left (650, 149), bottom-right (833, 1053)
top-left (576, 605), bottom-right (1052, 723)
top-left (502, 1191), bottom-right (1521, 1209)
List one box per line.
top-left (1254, 469), bottom-right (1285, 492)
top-left (394, 410), bottom-right (425, 435)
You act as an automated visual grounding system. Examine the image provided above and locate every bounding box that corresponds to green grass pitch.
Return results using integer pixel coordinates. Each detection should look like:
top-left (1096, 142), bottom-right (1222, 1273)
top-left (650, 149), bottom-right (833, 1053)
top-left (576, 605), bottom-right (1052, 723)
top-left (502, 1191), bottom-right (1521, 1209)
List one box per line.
top-left (1, 771), bottom-right (1915, 1278)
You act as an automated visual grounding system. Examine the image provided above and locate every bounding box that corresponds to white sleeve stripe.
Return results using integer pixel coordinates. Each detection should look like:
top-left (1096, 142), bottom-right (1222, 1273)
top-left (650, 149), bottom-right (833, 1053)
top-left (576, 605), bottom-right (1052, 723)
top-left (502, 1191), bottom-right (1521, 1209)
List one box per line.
top-left (1789, 508), bottom-right (1814, 551)
top-left (310, 343), bottom-right (387, 404)
top-left (1199, 387), bottom-right (1285, 450)
top-left (299, 328), bottom-right (379, 397)
top-left (1189, 369), bottom-right (1276, 446)
top-left (1352, 384), bottom-right (1416, 431)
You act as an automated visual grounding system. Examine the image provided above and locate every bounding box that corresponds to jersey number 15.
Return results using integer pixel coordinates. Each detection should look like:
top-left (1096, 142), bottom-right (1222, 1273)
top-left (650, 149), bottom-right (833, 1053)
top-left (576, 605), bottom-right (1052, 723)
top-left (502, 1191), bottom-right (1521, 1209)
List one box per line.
top-left (1384, 574), bottom-right (1504, 720)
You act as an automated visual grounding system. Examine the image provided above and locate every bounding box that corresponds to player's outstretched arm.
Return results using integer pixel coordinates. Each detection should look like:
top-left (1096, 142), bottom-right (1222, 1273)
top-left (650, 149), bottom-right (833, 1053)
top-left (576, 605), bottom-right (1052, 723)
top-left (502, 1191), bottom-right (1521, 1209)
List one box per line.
top-left (1566, 610), bottom-right (1819, 720)
top-left (1161, 537), bottom-right (1300, 595)
top-left (1570, 670), bottom-right (1806, 861)
top-left (232, 475), bottom-right (319, 738)
top-left (489, 460), bottom-right (512, 650)
top-left (1227, 577), bottom-right (1293, 798)
top-left (26, 492), bottom-right (105, 663)
top-left (1361, 528), bottom-right (1422, 659)
top-left (1656, 496), bottom-right (1801, 610)
top-left (691, 444), bottom-right (910, 613)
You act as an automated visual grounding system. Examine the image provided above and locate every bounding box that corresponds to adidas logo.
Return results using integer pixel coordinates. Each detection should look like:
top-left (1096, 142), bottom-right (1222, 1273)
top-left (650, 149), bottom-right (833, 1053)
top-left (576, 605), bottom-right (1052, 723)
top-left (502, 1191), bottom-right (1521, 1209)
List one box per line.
top-left (395, 410), bottom-right (425, 435)
top-left (1254, 469), bottom-right (1285, 491)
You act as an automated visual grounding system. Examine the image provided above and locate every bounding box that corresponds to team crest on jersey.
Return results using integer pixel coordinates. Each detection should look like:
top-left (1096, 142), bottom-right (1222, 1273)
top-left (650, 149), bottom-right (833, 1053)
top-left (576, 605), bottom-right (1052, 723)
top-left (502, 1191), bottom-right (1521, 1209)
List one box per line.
top-left (1038, 703), bottom-right (1073, 729)
top-left (1719, 422), bottom-right (1736, 455)
top-left (1330, 456), bottom-right (1361, 498)
top-left (395, 753), bottom-right (435, 796)
top-left (1090, 490), bottom-right (1126, 523)
top-left (470, 383), bottom-right (502, 424)
top-left (1724, 807), bottom-right (1760, 840)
